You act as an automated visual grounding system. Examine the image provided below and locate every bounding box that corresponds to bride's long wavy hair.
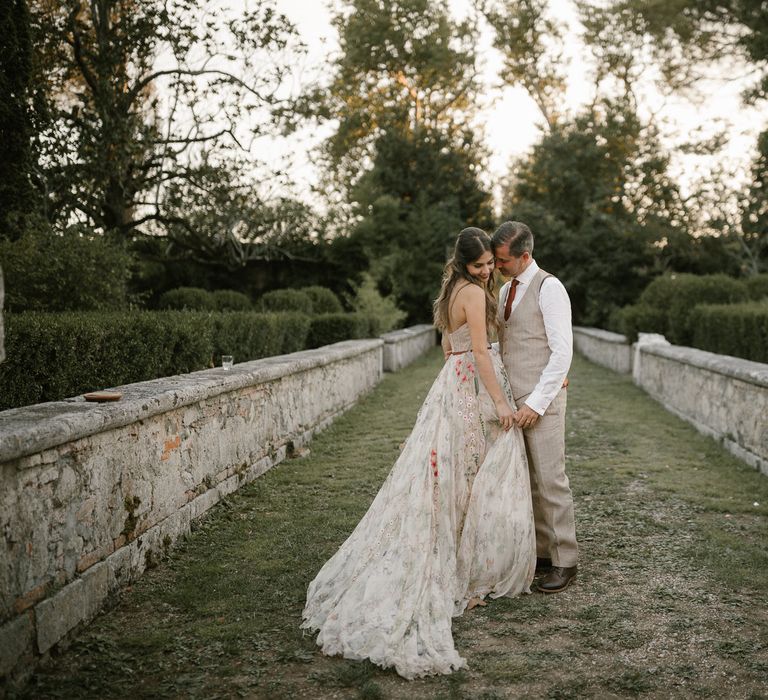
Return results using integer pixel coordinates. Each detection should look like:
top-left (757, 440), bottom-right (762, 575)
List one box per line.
top-left (433, 227), bottom-right (498, 332)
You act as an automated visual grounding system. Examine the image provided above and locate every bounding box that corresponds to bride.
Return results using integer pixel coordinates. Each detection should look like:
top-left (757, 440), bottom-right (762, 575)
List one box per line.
top-left (301, 227), bottom-right (536, 679)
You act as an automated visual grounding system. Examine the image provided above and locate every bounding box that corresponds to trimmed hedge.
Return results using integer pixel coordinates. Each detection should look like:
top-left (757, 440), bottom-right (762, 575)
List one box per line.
top-left (159, 288), bottom-right (253, 311)
top-left (0, 311), bottom-right (315, 410)
top-left (302, 285), bottom-right (343, 314)
top-left (0, 312), bottom-right (211, 410)
top-left (158, 287), bottom-right (215, 311)
top-left (613, 304), bottom-right (668, 342)
top-left (258, 286), bottom-right (344, 314)
top-left (690, 302), bottom-right (768, 364)
top-left (258, 288), bottom-right (313, 313)
top-left (307, 313), bottom-right (373, 348)
top-left (745, 274), bottom-right (768, 301)
top-left (277, 313), bottom-right (315, 354)
top-left (209, 311), bottom-right (311, 359)
top-left (0, 225), bottom-right (133, 312)
top-left (615, 274), bottom-right (749, 343)
top-left (212, 289), bottom-right (252, 311)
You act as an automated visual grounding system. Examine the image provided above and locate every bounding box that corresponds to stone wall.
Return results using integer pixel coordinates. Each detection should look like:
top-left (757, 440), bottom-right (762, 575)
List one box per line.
top-left (635, 343), bottom-right (768, 475)
top-left (0, 329), bottom-right (434, 683)
top-left (572, 327), bottom-right (632, 374)
top-left (573, 326), bottom-right (768, 477)
top-left (381, 324), bottom-right (436, 372)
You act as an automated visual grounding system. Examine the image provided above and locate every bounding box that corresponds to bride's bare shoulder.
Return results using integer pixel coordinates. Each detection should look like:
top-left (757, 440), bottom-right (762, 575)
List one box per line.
top-left (455, 282), bottom-right (483, 301)
top-left (460, 284), bottom-right (486, 311)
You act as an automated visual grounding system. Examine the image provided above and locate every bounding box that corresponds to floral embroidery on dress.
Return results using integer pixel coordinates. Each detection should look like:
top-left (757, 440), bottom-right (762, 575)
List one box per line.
top-left (302, 322), bottom-right (535, 680)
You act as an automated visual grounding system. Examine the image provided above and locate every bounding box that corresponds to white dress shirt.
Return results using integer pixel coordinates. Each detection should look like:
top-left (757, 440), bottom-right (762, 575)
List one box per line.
top-left (500, 260), bottom-right (573, 415)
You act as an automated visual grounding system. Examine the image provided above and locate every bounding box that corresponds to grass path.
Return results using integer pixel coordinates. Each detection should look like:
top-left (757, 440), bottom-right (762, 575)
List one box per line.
top-left (18, 350), bottom-right (768, 699)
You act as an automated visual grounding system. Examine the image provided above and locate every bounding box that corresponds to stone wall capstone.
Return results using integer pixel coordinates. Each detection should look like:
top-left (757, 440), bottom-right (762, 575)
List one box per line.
top-left (0, 329), bottom-right (433, 685)
top-left (381, 324), bottom-right (436, 372)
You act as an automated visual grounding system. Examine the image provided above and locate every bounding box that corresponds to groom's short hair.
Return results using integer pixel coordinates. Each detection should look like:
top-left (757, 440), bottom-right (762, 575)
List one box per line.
top-left (492, 221), bottom-right (534, 257)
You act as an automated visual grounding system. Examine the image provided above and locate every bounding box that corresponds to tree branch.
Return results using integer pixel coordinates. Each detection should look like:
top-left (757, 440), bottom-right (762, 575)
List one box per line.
top-left (127, 67), bottom-right (273, 108)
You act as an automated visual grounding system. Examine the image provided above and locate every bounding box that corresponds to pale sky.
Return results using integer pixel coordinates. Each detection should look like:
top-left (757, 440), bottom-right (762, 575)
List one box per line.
top-left (258, 0), bottom-right (763, 213)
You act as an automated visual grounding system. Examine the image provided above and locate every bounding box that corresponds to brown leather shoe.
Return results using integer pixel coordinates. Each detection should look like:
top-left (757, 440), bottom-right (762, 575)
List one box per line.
top-left (535, 557), bottom-right (552, 572)
top-left (537, 566), bottom-right (577, 593)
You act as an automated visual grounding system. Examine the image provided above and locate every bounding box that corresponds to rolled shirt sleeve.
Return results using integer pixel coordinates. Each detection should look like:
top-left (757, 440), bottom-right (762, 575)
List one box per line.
top-left (524, 277), bottom-right (573, 415)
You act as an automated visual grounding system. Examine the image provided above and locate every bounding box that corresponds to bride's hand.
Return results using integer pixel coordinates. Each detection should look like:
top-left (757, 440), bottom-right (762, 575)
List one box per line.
top-left (494, 398), bottom-right (515, 431)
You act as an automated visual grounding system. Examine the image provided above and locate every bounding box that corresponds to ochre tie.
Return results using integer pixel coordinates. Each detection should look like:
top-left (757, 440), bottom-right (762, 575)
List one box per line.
top-left (503, 279), bottom-right (520, 321)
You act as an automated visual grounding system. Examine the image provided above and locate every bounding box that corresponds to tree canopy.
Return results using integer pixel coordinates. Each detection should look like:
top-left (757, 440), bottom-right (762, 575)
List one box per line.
top-left (0, 0), bottom-right (35, 241)
top-left (297, 0), bottom-right (492, 321)
top-left (29, 0), bottom-right (300, 249)
top-left (588, 0), bottom-right (768, 274)
top-left (482, 0), bottom-right (568, 130)
top-left (1, 0), bottom-right (765, 323)
top-left (488, 0), bottom-right (767, 326)
top-left (307, 0), bottom-right (481, 187)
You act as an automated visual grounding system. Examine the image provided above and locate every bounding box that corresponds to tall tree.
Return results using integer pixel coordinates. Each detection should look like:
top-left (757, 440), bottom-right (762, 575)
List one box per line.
top-left (486, 0), bottom-right (766, 323)
top-left (740, 129), bottom-right (768, 274)
top-left (299, 0), bottom-right (492, 322)
top-left (481, 0), bottom-right (568, 130)
top-left (304, 0), bottom-right (482, 191)
top-left (504, 98), bottom-right (695, 325)
top-left (161, 160), bottom-right (328, 268)
top-left (29, 0), bottom-right (299, 248)
top-left (580, 0), bottom-right (768, 274)
top-left (0, 0), bottom-right (35, 241)
top-left (351, 125), bottom-right (492, 320)
top-left (594, 0), bottom-right (768, 101)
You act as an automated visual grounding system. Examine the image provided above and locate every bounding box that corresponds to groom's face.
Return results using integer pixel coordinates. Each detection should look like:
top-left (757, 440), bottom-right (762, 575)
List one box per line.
top-left (493, 244), bottom-right (529, 279)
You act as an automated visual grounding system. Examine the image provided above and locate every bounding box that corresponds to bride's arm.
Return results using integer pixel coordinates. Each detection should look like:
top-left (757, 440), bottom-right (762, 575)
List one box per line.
top-left (461, 285), bottom-right (515, 431)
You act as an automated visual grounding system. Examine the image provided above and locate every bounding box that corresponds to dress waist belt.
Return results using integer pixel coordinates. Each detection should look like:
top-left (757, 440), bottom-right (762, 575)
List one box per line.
top-left (449, 346), bottom-right (491, 356)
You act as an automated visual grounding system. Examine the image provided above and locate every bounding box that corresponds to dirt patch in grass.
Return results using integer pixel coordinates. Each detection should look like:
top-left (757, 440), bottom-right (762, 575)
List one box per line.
top-left (15, 351), bottom-right (768, 699)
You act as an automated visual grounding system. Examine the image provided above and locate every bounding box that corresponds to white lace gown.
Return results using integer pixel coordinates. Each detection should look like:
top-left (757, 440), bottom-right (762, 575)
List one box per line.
top-left (301, 324), bottom-right (536, 679)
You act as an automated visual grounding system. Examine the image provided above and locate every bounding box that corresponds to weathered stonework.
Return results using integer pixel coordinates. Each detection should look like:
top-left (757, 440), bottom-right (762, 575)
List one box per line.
top-left (573, 326), bottom-right (768, 477)
top-left (0, 331), bottom-right (432, 684)
top-left (35, 561), bottom-right (110, 654)
top-left (381, 325), bottom-right (435, 372)
top-left (0, 614), bottom-right (32, 678)
top-left (636, 344), bottom-right (768, 475)
top-left (573, 326), bottom-right (633, 374)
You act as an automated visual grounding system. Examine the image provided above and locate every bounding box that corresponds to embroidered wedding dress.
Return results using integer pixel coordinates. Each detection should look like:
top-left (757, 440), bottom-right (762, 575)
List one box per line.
top-left (301, 324), bottom-right (536, 679)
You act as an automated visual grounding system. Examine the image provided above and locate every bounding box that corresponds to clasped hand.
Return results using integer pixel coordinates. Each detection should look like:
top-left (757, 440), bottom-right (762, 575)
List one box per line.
top-left (513, 404), bottom-right (540, 430)
top-left (496, 401), bottom-right (540, 431)
top-left (494, 399), bottom-right (515, 431)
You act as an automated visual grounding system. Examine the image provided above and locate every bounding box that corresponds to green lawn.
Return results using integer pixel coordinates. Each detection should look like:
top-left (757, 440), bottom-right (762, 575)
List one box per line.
top-left (18, 349), bottom-right (768, 699)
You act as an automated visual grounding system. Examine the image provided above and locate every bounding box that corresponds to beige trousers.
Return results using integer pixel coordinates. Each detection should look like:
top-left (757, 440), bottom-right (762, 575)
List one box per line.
top-left (519, 388), bottom-right (578, 567)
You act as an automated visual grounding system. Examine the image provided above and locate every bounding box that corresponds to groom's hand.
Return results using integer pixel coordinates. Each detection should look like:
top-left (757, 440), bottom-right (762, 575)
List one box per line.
top-left (513, 405), bottom-right (540, 430)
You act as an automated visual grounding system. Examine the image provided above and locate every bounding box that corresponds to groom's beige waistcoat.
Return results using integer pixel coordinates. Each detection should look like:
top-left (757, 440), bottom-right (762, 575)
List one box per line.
top-left (499, 269), bottom-right (553, 403)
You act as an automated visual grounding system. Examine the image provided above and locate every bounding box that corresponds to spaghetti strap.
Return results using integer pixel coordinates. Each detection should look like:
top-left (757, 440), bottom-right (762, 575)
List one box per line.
top-left (448, 283), bottom-right (472, 331)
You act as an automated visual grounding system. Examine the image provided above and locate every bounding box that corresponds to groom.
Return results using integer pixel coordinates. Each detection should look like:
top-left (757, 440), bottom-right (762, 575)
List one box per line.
top-left (491, 221), bottom-right (578, 593)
